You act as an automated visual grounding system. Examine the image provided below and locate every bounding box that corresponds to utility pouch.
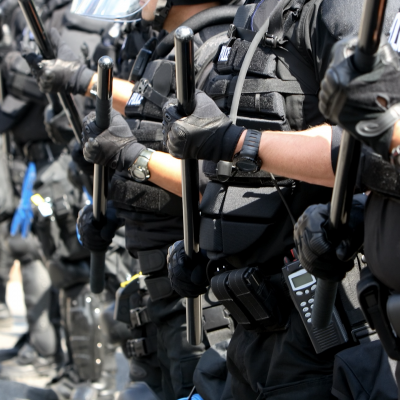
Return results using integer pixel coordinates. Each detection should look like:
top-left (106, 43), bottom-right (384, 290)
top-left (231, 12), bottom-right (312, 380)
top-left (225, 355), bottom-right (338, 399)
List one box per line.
top-left (357, 267), bottom-right (400, 360)
top-left (129, 37), bottom-right (158, 82)
top-left (137, 248), bottom-right (174, 302)
top-left (125, 60), bottom-right (175, 121)
top-left (211, 267), bottom-right (290, 332)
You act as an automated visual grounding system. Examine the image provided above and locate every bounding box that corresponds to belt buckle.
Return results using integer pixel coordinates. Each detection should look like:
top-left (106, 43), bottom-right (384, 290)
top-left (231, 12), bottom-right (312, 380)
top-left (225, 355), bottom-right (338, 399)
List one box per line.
top-left (130, 307), bottom-right (147, 328)
top-left (137, 78), bottom-right (151, 95)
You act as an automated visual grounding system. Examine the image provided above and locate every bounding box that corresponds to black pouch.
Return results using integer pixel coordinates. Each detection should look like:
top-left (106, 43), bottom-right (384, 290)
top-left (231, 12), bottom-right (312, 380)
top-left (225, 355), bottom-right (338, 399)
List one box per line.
top-left (125, 60), bottom-right (176, 121)
top-left (211, 267), bottom-right (290, 332)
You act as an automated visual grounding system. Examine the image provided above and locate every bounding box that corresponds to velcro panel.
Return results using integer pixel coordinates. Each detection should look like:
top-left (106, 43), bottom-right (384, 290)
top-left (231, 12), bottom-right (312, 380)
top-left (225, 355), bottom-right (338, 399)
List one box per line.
top-left (145, 276), bottom-right (173, 301)
top-left (138, 249), bottom-right (166, 274)
top-left (109, 173), bottom-right (183, 216)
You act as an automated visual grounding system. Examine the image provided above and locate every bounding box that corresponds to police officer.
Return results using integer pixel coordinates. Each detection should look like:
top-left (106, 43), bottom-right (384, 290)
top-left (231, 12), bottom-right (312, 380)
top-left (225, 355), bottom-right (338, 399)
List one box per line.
top-left (44, 0), bottom-right (397, 398)
top-left (28, 1), bottom-right (238, 398)
top-left (161, 1), bottom-right (399, 399)
top-left (292, 25), bottom-right (400, 399)
top-left (0, 1), bottom-right (134, 397)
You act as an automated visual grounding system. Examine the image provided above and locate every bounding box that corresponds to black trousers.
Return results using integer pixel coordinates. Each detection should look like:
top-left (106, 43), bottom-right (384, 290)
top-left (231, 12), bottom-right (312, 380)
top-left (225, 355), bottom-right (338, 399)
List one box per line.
top-left (227, 308), bottom-right (335, 399)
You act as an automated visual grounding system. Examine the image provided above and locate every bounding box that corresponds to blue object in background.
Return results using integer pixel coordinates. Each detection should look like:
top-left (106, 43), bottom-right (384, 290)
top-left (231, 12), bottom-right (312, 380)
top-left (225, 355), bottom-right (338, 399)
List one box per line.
top-left (10, 162), bottom-right (36, 238)
top-left (178, 394), bottom-right (204, 400)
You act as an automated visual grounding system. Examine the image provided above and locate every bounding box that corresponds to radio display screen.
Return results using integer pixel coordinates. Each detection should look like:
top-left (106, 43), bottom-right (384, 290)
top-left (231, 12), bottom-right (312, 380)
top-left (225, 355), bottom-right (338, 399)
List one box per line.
top-left (291, 272), bottom-right (314, 289)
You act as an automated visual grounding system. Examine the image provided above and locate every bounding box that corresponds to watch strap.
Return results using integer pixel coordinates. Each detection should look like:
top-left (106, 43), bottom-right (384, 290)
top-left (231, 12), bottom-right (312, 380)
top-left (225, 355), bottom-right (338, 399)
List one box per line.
top-left (240, 129), bottom-right (262, 160)
top-left (129, 148), bottom-right (155, 182)
top-left (391, 144), bottom-right (400, 168)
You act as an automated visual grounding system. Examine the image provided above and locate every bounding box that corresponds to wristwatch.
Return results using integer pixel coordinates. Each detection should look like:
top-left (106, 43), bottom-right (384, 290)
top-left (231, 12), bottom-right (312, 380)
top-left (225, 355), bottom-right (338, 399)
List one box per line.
top-left (390, 144), bottom-right (400, 169)
top-left (233, 129), bottom-right (262, 172)
top-left (128, 148), bottom-right (155, 182)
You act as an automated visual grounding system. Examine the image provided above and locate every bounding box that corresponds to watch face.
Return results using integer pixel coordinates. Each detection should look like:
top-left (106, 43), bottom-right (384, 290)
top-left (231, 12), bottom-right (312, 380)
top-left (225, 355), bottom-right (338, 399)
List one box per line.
top-left (133, 168), bottom-right (146, 180)
top-left (236, 158), bottom-right (258, 173)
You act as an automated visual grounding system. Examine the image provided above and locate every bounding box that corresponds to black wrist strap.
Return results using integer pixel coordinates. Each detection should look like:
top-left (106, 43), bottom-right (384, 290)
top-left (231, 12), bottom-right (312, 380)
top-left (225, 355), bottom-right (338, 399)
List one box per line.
top-left (240, 129), bottom-right (262, 160)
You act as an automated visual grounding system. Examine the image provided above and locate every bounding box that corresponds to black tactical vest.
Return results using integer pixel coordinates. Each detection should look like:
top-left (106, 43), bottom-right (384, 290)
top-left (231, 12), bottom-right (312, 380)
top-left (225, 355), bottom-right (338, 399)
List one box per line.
top-left (199, 0), bottom-right (333, 272)
top-left (109, 22), bottom-right (231, 220)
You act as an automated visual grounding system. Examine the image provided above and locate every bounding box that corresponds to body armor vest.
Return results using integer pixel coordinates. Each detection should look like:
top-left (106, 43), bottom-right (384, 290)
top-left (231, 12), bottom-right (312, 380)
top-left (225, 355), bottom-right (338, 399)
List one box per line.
top-left (111, 23), bottom-right (230, 217)
top-left (199, 0), bottom-right (333, 269)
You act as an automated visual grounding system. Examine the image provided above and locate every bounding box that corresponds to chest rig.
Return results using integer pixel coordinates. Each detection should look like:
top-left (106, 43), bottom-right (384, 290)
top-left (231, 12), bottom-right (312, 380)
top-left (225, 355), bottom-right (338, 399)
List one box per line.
top-left (199, 0), bottom-right (326, 267)
top-left (108, 59), bottom-right (183, 216)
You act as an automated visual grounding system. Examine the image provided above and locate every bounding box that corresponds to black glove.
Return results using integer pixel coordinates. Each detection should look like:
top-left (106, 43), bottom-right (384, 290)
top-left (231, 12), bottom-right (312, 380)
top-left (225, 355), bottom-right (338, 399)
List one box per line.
top-left (24, 27), bottom-right (94, 95)
top-left (162, 90), bottom-right (245, 162)
top-left (82, 109), bottom-right (145, 171)
top-left (293, 194), bottom-right (367, 282)
top-left (319, 36), bottom-right (400, 158)
top-left (167, 240), bottom-right (209, 298)
top-left (77, 203), bottom-right (123, 252)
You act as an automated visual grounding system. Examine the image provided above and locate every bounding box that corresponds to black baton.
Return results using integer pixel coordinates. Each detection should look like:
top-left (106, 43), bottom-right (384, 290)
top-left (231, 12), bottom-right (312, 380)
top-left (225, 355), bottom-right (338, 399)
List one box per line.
top-left (18, 0), bottom-right (83, 142)
top-left (90, 56), bottom-right (113, 294)
top-left (174, 26), bottom-right (203, 346)
top-left (312, 0), bottom-right (388, 329)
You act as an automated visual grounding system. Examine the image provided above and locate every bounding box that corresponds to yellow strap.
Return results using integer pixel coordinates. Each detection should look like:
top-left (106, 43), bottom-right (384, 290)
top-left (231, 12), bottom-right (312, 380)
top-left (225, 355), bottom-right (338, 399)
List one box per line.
top-left (120, 272), bottom-right (143, 288)
top-left (30, 193), bottom-right (45, 206)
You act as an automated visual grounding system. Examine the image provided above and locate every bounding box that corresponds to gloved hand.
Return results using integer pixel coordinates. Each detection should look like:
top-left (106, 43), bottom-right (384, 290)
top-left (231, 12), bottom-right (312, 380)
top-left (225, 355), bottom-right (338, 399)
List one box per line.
top-left (293, 193), bottom-right (367, 282)
top-left (76, 202), bottom-right (123, 252)
top-left (319, 35), bottom-right (400, 158)
top-left (24, 27), bottom-right (94, 95)
top-left (82, 109), bottom-right (145, 171)
top-left (10, 162), bottom-right (36, 238)
top-left (167, 240), bottom-right (209, 298)
top-left (162, 90), bottom-right (245, 162)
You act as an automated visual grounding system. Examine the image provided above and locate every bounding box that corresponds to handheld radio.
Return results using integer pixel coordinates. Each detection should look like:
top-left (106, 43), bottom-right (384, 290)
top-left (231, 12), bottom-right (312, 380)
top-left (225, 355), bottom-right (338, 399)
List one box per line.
top-left (282, 259), bottom-right (348, 354)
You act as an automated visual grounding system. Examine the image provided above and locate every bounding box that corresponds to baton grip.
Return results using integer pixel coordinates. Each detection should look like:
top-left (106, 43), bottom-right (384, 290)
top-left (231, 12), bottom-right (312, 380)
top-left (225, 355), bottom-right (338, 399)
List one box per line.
top-left (90, 251), bottom-right (107, 294)
top-left (90, 56), bottom-right (113, 294)
top-left (312, 0), bottom-right (388, 329)
top-left (174, 26), bottom-right (202, 345)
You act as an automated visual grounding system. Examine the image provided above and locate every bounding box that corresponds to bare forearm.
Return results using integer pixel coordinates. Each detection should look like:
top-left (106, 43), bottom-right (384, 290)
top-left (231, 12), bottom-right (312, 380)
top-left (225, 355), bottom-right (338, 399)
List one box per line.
top-left (148, 152), bottom-right (183, 197)
top-left (235, 125), bottom-right (335, 187)
top-left (390, 120), bottom-right (400, 151)
top-left (85, 75), bottom-right (133, 115)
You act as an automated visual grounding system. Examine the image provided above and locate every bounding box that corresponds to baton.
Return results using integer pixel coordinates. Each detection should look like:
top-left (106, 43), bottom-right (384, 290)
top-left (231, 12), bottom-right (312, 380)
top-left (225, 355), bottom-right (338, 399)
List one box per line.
top-left (312, 0), bottom-right (388, 329)
top-left (174, 26), bottom-right (203, 346)
top-left (90, 56), bottom-right (113, 294)
top-left (18, 0), bottom-right (82, 142)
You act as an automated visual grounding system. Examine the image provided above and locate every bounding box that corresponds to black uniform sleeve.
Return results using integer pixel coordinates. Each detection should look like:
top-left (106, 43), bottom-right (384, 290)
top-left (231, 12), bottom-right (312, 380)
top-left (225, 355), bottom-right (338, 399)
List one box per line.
top-left (296, 0), bottom-right (364, 83)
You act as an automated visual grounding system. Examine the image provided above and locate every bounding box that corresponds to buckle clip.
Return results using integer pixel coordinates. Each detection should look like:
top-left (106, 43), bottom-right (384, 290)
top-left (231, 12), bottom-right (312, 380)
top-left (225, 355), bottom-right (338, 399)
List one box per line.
top-left (130, 306), bottom-right (149, 328)
top-left (262, 33), bottom-right (278, 48)
top-left (216, 160), bottom-right (234, 182)
top-left (227, 24), bottom-right (237, 39)
top-left (137, 78), bottom-right (151, 95)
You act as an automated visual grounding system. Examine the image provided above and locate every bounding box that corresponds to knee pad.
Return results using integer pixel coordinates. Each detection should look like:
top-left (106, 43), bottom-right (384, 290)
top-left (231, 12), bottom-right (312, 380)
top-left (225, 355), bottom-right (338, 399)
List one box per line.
top-left (48, 258), bottom-right (90, 289)
top-left (64, 283), bottom-right (105, 381)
